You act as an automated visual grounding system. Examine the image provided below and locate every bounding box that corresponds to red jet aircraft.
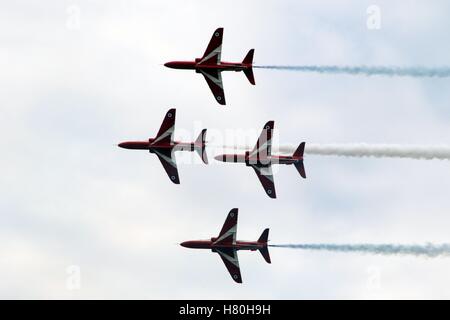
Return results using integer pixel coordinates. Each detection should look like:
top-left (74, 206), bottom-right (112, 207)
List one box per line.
top-left (164, 28), bottom-right (255, 105)
top-left (118, 108), bottom-right (207, 184)
top-left (180, 208), bottom-right (270, 283)
top-left (214, 121), bottom-right (306, 199)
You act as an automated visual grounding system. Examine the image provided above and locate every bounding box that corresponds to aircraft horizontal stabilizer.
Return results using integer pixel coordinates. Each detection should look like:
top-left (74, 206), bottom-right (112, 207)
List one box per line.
top-left (195, 129), bottom-right (208, 164)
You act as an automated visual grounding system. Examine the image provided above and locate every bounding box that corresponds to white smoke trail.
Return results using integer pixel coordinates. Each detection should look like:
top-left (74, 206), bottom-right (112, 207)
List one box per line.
top-left (286, 144), bottom-right (450, 160)
top-left (269, 243), bottom-right (450, 258)
top-left (216, 143), bottom-right (450, 161)
top-left (254, 65), bottom-right (450, 78)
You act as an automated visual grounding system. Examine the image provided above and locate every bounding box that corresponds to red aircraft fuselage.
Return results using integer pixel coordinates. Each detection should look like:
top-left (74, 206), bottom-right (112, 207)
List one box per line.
top-left (164, 59), bottom-right (251, 72)
top-left (118, 139), bottom-right (198, 152)
top-left (214, 152), bottom-right (303, 166)
top-left (181, 238), bottom-right (265, 251)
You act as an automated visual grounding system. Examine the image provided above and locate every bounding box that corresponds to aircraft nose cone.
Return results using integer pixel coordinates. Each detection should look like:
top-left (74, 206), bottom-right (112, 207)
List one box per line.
top-left (180, 241), bottom-right (188, 248)
top-left (214, 155), bottom-right (224, 162)
top-left (164, 62), bottom-right (174, 68)
top-left (118, 142), bottom-right (126, 148)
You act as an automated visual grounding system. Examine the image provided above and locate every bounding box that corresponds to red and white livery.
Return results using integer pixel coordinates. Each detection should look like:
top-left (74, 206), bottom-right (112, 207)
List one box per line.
top-left (164, 28), bottom-right (255, 105)
top-left (181, 208), bottom-right (271, 283)
top-left (118, 108), bottom-right (207, 184)
top-left (214, 121), bottom-right (306, 199)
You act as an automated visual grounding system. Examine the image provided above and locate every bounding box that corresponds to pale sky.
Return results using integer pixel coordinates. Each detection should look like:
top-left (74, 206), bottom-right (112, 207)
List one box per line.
top-left (2, 0), bottom-right (450, 299)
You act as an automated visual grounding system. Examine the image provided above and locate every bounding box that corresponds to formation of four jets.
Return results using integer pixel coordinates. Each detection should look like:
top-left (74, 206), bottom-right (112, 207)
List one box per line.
top-left (118, 28), bottom-right (305, 283)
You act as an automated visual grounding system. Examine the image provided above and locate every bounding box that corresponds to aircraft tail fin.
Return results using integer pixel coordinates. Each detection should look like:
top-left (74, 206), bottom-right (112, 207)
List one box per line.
top-left (195, 129), bottom-right (208, 164)
top-left (242, 49), bottom-right (254, 64)
top-left (259, 247), bottom-right (271, 264)
top-left (242, 49), bottom-right (255, 85)
top-left (293, 142), bottom-right (306, 178)
top-left (295, 161), bottom-right (306, 179)
top-left (244, 69), bottom-right (255, 85)
top-left (293, 142), bottom-right (305, 158)
top-left (258, 228), bottom-right (269, 243)
top-left (258, 229), bottom-right (271, 263)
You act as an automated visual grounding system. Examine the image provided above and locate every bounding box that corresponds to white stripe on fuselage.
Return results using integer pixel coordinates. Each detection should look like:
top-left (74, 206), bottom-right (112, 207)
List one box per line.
top-left (172, 143), bottom-right (195, 152)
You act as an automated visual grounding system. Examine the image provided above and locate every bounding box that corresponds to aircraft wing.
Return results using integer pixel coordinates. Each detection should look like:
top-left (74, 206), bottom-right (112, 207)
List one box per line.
top-left (216, 248), bottom-right (242, 283)
top-left (152, 148), bottom-right (180, 184)
top-left (198, 27), bottom-right (223, 65)
top-left (248, 121), bottom-right (274, 160)
top-left (200, 69), bottom-right (226, 105)
top-left (214, 208), bottom-right (238, 245)
top-left (152, 109), bottom-right (175, 145)
top-left (251, 164), bottom-right (276, 199)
